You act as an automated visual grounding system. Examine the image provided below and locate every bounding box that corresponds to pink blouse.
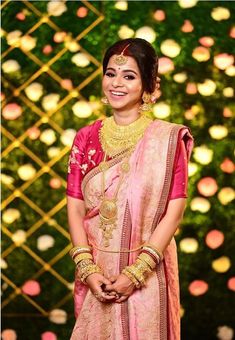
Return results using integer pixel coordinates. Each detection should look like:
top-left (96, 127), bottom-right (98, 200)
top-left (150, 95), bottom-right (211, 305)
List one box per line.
top-left (66, 120), bottom-right (188, 201)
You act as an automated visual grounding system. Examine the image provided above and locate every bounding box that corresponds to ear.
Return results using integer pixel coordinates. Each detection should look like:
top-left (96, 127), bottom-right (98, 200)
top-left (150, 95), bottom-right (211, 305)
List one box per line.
top-left (150, 76), bottom-right (161, 103)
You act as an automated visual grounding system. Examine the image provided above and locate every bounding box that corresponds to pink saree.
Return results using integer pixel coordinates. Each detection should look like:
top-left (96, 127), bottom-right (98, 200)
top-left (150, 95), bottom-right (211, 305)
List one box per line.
top-left (70, 119), bottom-right (193, 340)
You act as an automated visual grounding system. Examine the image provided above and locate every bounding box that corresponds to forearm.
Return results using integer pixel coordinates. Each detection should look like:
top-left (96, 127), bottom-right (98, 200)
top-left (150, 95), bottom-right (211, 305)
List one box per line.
top-left (148, 198), bottom-right (186, 253)
top-left (67, 197), bottom-right (88, 246)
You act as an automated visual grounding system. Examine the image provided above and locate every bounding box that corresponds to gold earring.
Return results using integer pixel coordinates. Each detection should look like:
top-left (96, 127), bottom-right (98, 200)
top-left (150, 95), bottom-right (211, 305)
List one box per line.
top-left (139, 92), bottom-right (152, 113)
top-left (101, 96), bottom-right (109, 105)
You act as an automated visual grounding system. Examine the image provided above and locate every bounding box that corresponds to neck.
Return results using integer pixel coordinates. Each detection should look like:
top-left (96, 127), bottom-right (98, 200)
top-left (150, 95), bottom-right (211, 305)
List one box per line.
top-left (113, 109), bottom-right (141, 126)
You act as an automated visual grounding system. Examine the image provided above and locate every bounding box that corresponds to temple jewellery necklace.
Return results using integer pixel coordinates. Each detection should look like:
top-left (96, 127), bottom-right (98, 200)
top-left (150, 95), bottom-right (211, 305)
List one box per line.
top-left (98, 114), bottom-right (152, 247)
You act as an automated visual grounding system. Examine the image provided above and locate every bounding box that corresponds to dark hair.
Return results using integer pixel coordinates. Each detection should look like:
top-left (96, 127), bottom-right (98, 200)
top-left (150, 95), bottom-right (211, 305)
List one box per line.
top-left (103, 38), bottom-right (158, 94)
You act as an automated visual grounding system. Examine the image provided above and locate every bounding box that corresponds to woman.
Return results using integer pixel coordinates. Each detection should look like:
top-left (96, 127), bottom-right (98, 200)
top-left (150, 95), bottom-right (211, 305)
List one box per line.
top-left (67, 38), bottom-right (193, 340)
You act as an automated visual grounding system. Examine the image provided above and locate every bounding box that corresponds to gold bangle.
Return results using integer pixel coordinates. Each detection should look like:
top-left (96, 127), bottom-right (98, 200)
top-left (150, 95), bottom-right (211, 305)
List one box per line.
top-left (69, 245), bottom-right (92, 258)
top-left (122, 268), bottom-right (141, 288)
top-left (143, 243), bottom-right (163, 261)
top-left (80, 264), bottom-right (102, 284)
top-left (141, 247), bottom-right (160, 264)
top-left (138, 253), bottom-right (156, 270)
top-left (74, 253), bottom-right (93, 265)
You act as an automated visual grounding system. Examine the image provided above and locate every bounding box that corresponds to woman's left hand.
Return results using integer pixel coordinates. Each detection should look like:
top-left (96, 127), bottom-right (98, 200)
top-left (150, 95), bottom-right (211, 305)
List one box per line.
top-left (104, 274), bottom-right (135, 303)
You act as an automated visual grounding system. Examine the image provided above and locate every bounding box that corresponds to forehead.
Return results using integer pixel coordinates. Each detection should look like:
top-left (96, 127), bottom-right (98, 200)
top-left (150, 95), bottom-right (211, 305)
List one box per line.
top-left (107, 54), bottom-right (140, 73)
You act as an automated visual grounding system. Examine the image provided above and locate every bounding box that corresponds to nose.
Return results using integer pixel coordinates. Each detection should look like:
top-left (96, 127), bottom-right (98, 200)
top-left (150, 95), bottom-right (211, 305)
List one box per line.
top-left (112, 75), bottom-right (123, 88)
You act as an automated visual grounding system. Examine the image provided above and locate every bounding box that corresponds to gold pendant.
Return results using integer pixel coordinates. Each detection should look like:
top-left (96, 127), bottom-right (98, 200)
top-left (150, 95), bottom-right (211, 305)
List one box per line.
top-left (99, 198), bottom-right (117, 221)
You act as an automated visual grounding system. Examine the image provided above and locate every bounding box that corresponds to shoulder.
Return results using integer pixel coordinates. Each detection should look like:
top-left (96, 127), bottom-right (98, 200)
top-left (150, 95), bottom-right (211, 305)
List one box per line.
top-left (73, 119), bottom-right (102, 145)
top-left (152, 119), bottom-right (186, 130)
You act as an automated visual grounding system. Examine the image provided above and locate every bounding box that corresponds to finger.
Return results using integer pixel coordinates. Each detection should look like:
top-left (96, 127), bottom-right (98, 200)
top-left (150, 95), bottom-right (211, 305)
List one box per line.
top-left (109, 276), bottom-right (118, 283)
top-left (100, 277), bottom-right (112, 285)
top-left (115, 295), bottom-right (129, 303)
top-left (104, 283), bottom-right (116, 291)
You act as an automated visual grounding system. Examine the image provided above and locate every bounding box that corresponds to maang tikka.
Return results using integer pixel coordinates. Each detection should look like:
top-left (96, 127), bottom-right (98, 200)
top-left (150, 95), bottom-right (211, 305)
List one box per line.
top-left (114, 43), bottom-right (131, 65)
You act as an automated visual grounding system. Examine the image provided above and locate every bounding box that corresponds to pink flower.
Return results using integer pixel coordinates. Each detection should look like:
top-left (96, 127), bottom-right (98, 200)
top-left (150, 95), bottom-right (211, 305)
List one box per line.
top-left (186, 83), bottom-right (197, 94)
top-left (2, 103), bottom-right (22, 120)
top-left (199, 36), bottom-right (214, 47)
top-left (1, 329), bottom-right (17, 340)
top-left (214, 53), bottom-right (234, 70)
top-left (22, 280), bottom-right (41, 296)
top-left (53, 32), bottom-right (67, 43)
top-left (229, 26), bottom-right (235, 38)
top-left (181, 20), bottom-right (194, 33)
top-left (77, 7), bottom-right (88, 18)
top-left (43, 45), bottom-right (53, 55)
top-left (205, 230), bottom-right (224, 249)
top-left (60, 79), bottom-right (73, 90)
top-left (223, 107), bottom-right (232, 118)
top-left (16, 12), bottom-right (25, 21)
top-left (189, 280), bottom-right (208, 296)
top-left (27, 127), bottom-right (41, 140)
top-left (41, 331), bottom-right (57, 340)
top-left (158, 57), bottom-right (174, 74)
top-left (153, 10), bottom-right (165, 21)
top-left (197, 177), bottom-right (218, 197)
top-left (227, 277), bottom-right (235, 292)
top-left (49, 178), bottom-right (62, 189)
top-left (220, 158), bottom-right (235, 173)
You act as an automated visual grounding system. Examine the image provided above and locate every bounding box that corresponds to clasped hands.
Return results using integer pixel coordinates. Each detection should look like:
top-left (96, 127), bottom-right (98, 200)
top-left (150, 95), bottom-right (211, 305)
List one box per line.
top-left (86, 272), bottom-right (135, 303)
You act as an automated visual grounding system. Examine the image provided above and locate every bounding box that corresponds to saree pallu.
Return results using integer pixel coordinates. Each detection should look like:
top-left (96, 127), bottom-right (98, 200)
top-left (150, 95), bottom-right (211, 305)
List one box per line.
top-left (70, 119), bottom-right (194, 340)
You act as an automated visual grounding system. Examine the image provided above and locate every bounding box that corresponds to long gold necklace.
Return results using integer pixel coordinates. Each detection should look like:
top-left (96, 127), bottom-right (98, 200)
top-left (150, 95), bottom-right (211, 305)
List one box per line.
top-left (98, 115), bottom-right (153, 247)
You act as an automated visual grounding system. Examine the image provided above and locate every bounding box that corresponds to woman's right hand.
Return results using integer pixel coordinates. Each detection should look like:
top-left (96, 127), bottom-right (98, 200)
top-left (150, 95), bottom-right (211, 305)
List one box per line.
top-left (85, 273), bottom-right (117, 302)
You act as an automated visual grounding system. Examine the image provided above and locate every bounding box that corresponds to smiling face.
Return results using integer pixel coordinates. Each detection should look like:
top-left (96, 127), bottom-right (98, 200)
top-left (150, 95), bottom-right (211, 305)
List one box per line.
top-left (102, 54), bottom-right (143, 115)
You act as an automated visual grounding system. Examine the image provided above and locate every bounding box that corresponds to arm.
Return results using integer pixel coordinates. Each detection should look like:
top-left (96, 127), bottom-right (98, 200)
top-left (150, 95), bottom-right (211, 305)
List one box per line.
top-left (67, 196), bottom-right (88, 246)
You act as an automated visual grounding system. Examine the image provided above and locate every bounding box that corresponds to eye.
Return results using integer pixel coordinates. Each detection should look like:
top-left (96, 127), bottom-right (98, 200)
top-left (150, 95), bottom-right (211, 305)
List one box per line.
top-left (124, 75), bottom-right (135, 80)
top-left (105, 72), bottom-right (115, 77)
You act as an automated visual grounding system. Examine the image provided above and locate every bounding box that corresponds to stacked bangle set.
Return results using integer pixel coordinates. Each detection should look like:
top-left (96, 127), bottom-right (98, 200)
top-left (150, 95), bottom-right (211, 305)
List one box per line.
top-left (69, 243), bottom-right (163, 288)
top-left (69, 245), bottom-right (102, 284)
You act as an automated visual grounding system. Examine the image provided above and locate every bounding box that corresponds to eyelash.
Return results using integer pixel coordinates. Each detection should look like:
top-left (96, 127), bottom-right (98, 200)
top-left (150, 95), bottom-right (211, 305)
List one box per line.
top-left (105, 72), bottom-right (135, 80)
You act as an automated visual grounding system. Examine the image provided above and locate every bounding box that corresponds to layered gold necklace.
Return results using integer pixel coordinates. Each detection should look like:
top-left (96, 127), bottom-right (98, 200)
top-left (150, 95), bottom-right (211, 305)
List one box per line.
top-left (98, 115), bottom-right (153, 247)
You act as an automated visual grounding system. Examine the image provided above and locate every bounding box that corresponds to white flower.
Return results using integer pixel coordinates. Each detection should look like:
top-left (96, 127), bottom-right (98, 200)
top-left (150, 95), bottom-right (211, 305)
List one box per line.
top-left (178, 0), bottom-right (198, 8)
top-left (12, 230), bottom-right (27, 246)
top-left (40, 129), bottom-right (57, 145)
top-left (114, 1), bottom-right (128, 11)
top-left (1, 174), bottom-right (14, 185)
top-left (65, 40), bottom-right (80, 52)
top-left (180, 238), bottom-right (199, 253)
top-left (160, 39), bottom-right (181, 58)
top-left (71, 53), bottom-right (90, 67)
top-left (49, 309), bottom-right (67, 324)
top-left (6, 30), bottom-right (22, 46)
top-left (47, 147), bottom-right (61, 159)
top-left (197, 79), bottom-right (216, 96)
top-left (72, 101), bottom-right (93, 118)
top-left (217, 325), bottom-right (234, 340)
top-left (190, 197), bottom-right (211, 213)
top-left (20, 35), bottom-right (37, 51)
top-left (47, 1), bottom-right (67, 16)
top-left (218, 187), bottom-right (235, 205)
top-left (60, 129), bottom-right (76, 147)
top-left (1, 258), bottom-right (8, 269)
top-left (135, 26), bottom-right (156, 43)
top-left (42, 93), bottom-right (60, 111)
top-left (2, 59), bottom-right (20, 73)
top-left (209, 125), bottom-right (228, 140)
top-left (25, 82), bottom-right (43, 102)
top-left (118, 25), bottom-right (135, 39)
top-left (2, 208), bottom-right (20, 224)
top-left (193, 145), bottom-right (213, 165)
top-left (211, 7), bottom-right (230, 21)
top-left (153, 102), bottom-right (171, 119)
top-left (18, 164), bottom-right (36, 181)
top-left (37, 235), bottom-right (55, 251)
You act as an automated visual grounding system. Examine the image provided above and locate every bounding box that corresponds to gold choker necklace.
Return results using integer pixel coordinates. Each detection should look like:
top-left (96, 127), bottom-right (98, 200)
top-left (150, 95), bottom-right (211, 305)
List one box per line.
top-left (99, 115), bottom-right (153, 158)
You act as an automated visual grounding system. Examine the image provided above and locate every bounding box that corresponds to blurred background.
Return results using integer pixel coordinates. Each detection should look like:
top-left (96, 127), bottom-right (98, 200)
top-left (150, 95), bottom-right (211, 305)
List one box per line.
top-left (1, 1), bottom-right (235, 339)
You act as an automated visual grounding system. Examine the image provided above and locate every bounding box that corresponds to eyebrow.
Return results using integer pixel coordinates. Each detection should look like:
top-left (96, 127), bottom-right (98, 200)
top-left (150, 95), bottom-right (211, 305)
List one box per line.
top-left (106, 67), bottom-right (138, 75)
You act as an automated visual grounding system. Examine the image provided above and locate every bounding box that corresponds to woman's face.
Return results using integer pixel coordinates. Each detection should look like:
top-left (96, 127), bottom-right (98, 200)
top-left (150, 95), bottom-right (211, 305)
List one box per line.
top-left (102, 55), bottom-right (143, 113)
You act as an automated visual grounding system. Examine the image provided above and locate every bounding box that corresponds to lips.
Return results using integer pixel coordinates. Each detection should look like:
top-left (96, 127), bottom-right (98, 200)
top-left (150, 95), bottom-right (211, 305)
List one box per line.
top-left (110, 90), bottom-right (127, 97)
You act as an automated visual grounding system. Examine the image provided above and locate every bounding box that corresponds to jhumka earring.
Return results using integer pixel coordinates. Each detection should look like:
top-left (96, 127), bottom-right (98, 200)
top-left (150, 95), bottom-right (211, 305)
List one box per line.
top-left (139, 92), bottom-right (152, 113)
top-left (114, 43), bottom-right (131, 65)
top-left (101, 96), bottom-right (109, 105)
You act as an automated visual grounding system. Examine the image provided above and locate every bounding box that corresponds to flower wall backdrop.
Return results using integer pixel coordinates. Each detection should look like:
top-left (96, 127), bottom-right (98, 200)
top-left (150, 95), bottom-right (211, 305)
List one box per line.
top-left (1, 1), bottom-right (235, 339)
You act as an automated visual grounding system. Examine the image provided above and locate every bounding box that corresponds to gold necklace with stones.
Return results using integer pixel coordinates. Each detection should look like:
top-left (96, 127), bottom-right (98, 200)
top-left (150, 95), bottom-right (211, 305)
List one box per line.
top-left (98, 114), bottom-right (153, 247)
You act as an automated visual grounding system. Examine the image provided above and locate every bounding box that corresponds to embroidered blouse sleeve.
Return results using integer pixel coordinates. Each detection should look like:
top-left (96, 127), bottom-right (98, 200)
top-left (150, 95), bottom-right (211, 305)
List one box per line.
top-left (169, 139), bottom-right (188, 200)
top-left (66, 128), bottom-right (88, 200)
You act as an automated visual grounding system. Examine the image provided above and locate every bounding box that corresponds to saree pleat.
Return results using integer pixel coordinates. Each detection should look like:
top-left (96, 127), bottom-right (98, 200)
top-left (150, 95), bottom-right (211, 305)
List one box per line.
top-left (70, 119), bottom-right (193, 340)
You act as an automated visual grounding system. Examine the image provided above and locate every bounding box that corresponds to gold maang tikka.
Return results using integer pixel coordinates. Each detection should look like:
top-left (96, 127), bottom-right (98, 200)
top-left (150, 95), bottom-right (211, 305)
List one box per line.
top-left (114, 43), bottom-right (131, 65)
